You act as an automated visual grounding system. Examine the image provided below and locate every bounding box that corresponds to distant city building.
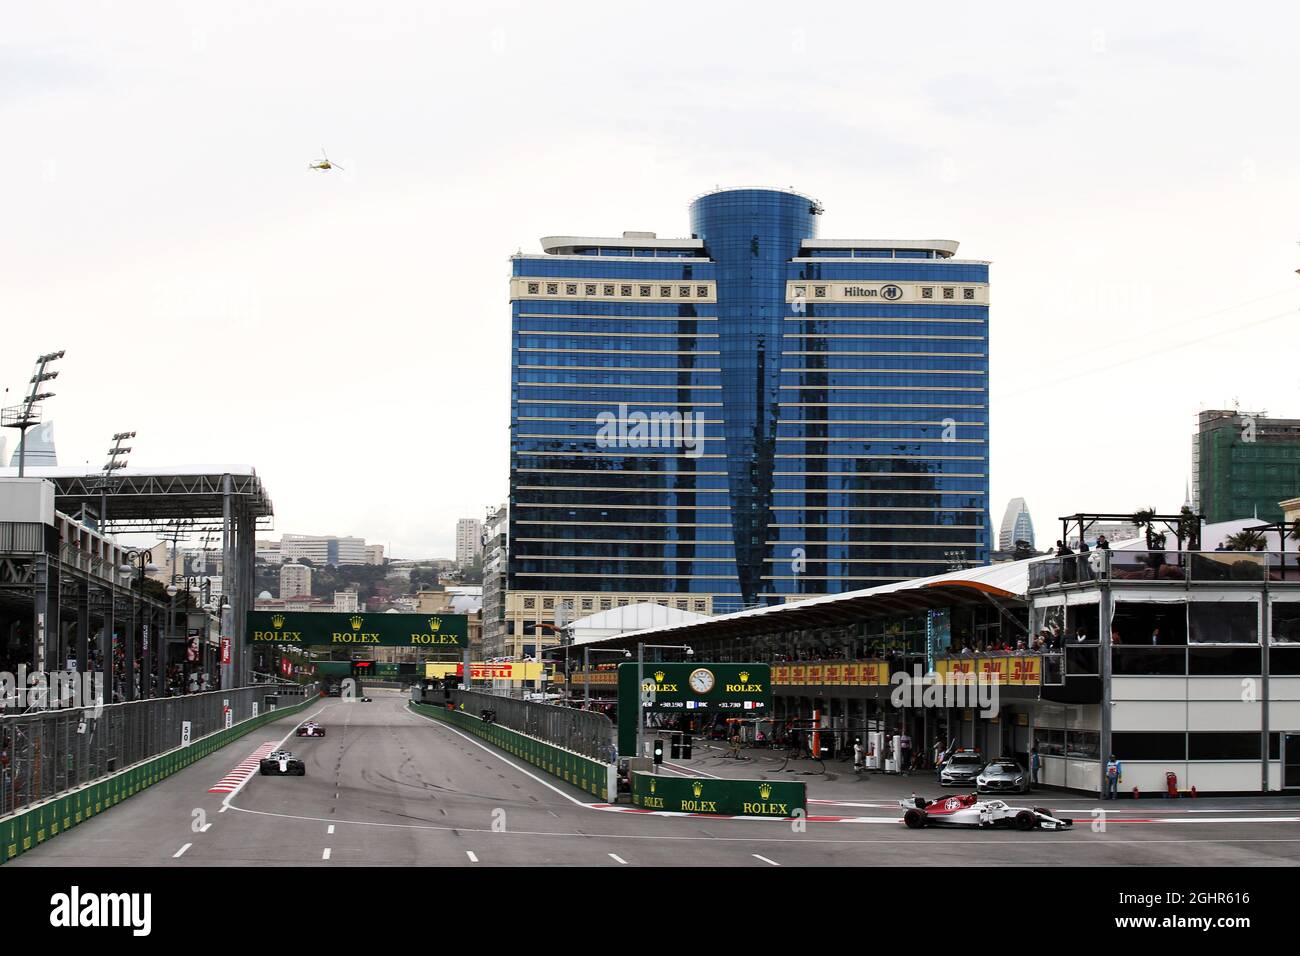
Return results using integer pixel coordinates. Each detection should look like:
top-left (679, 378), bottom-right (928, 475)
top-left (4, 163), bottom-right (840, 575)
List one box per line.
top-left (365, 544), bottom-right (385, 566)
top-left (998, 498), bottom-right (1036, 551)
top-left (280, 533), bottom-right (370, 567)
top-left (481, 504), bottom-right (508, 658)
top-left (280, 562), bottom-right (312, 599)
top-left (1192, 410), bottom-right (1300, 523)
top-left (256, 539), bottom-right (282, 565)
top-left (8, 421), bottom-right (57, 468)
top-left (507, 187), bottom-right (991, 660)
top-left (455, 518), bottom-right (483, 568)
top-left (1066, 522), bottom-right (1140, 550)
top-left (333, 589), bottom-right (359, 613)
top-left (1284, 497), bottom-right (1300, 525)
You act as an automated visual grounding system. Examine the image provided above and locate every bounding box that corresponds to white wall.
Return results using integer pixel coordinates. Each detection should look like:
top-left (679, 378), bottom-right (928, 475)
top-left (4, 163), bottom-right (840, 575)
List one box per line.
top-left (0, 477), bottom-right (55, 524)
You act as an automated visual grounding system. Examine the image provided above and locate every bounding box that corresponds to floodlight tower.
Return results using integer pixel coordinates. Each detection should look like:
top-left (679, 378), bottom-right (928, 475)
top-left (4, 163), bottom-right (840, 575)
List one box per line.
top-left (2, 350), bottom-right (64, 477)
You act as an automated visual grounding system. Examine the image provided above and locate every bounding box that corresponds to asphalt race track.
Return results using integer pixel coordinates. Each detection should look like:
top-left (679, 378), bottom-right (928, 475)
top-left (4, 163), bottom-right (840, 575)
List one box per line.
top-left (11, 690), bottom-right (1300, 867)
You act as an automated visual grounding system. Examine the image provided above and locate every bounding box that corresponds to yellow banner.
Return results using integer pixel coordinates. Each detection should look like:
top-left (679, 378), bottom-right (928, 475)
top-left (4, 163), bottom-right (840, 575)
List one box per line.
top-left (424, 662), bottom-right (545, 681)
top-left (771, 661), bottom-right (889, 686)
top-left (936, 656), bottom-right (1041, 685)
top-left (555, 670), bottom-right (617, 685)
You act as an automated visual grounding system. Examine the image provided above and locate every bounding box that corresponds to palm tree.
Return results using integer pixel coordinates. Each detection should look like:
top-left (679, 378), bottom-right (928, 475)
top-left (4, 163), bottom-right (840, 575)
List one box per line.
top-left (1177, 505), bottom-right (1201, 551)
top-left (1223, 529), bottom-right (1267, 552)
top-left (1132, 508), bottom-right (1159, 549)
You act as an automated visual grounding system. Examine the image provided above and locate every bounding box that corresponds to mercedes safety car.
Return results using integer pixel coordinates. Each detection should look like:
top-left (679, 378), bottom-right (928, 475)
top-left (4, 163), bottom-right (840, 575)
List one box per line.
top-left (900, 793), bottom-right (1072, 830)
top-left (259, 750), bottom-right (306, 776)
top-left (296, 721), bottom-right (326, 737)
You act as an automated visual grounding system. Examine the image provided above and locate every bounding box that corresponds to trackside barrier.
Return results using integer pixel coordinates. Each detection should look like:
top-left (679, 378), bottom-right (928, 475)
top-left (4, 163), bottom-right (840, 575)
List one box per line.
top-left (630, 771), bottom-right (806, 818)
top-left (0, 687), bottom-right (319, 865)
top-left (446, 687), bottom-right (614, 763)
top-left (409, 701), bottom-right (615, 801)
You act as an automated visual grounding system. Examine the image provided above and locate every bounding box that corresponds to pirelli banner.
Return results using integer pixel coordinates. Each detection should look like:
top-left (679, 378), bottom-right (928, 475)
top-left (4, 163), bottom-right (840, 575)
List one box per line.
top-left (935, 656), bottom-right (1041, 686)
top-left (772, 662), bottom-right (890, 687)
top-left (247, 611), bottom-right (467, 648)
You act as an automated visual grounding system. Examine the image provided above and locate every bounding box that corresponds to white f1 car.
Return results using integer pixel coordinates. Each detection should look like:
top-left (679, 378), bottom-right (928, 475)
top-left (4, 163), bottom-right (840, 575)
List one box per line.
top-left (900, 793), bottom-right (1072, 831)
top-left (296, 721), bottom-right (326, 737)
top-left (259, 750), bottom-right (306, 776)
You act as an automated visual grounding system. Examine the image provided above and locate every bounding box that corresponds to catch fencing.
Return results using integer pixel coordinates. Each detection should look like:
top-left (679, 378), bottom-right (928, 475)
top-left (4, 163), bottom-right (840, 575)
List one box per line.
top-left (0, 684), bottom-right (315, 817)
top-left (446, 688), bottom-right (615, 762)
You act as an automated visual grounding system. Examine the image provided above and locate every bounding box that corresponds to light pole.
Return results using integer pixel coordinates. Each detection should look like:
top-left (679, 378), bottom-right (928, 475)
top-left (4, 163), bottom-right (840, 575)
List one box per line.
top-left (98, 431), bottom-right (134, 531)
top-left (179, 574), bottom-right (210, 692)
top-left (637, 642), bottom-right (694, 761)
top-left (118, 548), bottom-right (158, 702)
top-left (164, 583), bottom-right (181, 696)
top-left (2, 350), bottom-right (63, 477)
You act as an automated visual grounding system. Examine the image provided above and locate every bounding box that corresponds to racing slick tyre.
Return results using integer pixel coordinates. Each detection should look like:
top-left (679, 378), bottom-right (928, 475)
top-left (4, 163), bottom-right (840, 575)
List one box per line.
top-left (903, 808), bottom-right (927, 829)
top-left (1014, 810), bottom-right (1037, 831)
top-left (295, 766), bottom-right (306, 776)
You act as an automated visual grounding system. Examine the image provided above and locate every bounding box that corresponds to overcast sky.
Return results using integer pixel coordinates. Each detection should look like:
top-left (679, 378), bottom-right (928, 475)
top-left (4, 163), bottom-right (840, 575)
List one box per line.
top-left (2, 2), bottom-right (1297, 558)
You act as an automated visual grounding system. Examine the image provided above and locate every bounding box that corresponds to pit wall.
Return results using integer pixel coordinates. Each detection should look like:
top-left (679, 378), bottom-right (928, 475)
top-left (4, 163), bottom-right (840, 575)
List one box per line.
top-left (409, 701), bottom-right (614, 801)
top-left (1, 692), bottom-right (318, 864)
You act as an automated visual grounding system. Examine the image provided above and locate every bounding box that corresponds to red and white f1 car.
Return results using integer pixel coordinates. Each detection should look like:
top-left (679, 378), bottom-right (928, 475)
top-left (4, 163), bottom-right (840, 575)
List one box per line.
top-left (900, 793), bottom-right (1073, 831)
top-left (296, 721), bottom-right (326, 737)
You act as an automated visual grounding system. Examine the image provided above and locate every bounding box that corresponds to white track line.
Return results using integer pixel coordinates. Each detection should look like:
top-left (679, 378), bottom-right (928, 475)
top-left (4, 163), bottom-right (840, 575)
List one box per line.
top-left (328, 825), bottom-right (335, 835)
top-left (752, 853), bottom-right (780, 866)
top-left (322, 848), bottom-right (331, 860)
top-left (173, 843), bottom-right (192, 858)
top-left (404, 704), bottom-right (594, 808)
top-left (466, 851), bottom-right (479, 863)
top-left (609, 853), bottom-right (628, 864)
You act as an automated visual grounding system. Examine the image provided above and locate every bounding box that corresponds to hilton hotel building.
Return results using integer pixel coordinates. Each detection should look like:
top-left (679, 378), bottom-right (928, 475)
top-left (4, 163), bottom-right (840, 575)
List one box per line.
top-left (505, 187), bottom-right (990, 658)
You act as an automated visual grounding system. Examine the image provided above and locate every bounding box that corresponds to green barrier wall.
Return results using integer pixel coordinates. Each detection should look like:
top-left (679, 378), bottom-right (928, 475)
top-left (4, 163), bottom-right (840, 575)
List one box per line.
top-left (409, 701), bottom-right (612, 801)
top-left (630, 771), bottom-right (806, 818)
top-left (0, 692), bottom-right (319, 865)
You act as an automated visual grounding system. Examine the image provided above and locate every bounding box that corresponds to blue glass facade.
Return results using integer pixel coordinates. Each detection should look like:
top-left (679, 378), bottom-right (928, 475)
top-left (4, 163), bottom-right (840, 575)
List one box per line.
top-left (509, 189), bottom-right (990, 613)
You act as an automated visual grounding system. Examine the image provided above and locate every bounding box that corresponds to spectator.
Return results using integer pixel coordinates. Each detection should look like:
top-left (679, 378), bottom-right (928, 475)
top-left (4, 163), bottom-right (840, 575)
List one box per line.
top-left (1029, 744), bottom-right (1041, 786)
top-left (1096, 534), bottom-right (1110, 550)
top-left (1105, 754), bottom-right (1122, 799)
top-left (853, 738), bottom-right (864, 774)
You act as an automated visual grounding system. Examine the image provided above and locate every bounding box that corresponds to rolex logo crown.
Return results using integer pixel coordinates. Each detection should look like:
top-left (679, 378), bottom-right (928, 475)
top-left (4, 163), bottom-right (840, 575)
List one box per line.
top-left (271, 614), bottom-right (285, 629)
top-left (759, 783), bottom-right (772, 799)
top-left (350, 615), bottom-right (363, 630)
top-left (739, 670), bottom-right (749, 682)
top-left (692, 781), bottom-right (703, 797)
top-left (649, 778), bottom-right (656, 794)
top-left (428, 617), bottom-right (441, 632)
top-left (654, 670), bottom-right (665, 683)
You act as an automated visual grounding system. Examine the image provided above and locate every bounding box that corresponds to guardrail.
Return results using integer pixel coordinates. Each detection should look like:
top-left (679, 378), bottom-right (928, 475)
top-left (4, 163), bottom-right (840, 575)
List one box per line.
top-left (1030, 550), bottom-right (1300, 590)
top-left (447, 688), bottom-right (615, 762)
top-left (0, 684), bottom-right (315, 817)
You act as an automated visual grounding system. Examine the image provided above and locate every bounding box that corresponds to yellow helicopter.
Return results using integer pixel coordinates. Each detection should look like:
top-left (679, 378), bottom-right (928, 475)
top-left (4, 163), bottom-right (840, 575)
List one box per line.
top-left (309, 149), bottom-right (344, 171)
